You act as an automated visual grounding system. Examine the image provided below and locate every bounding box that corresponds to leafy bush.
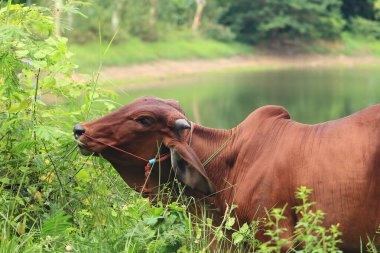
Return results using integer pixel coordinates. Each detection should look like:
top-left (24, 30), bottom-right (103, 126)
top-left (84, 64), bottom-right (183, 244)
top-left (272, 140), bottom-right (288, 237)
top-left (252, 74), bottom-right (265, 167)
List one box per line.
top-left (225, 186), bottom-right (343, 252)
top-left (68, 0), bottom-right (196, 43)
top-left (0, 3), bottom-right (115, 250)
top-left (349, 16), bottom-right (380, 39)
top-left (220, 0), bottom-right (346, 44)
top-left (204, 23), bottom-right (236, 42)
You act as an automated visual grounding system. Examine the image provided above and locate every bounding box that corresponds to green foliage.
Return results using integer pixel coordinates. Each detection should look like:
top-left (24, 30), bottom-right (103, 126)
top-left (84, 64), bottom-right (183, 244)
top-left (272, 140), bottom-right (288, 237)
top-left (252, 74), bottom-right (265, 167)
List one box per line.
top-left (68, 0), bottom-right (196, 43)
top-left (293, 186), bottom-right (342, 252)
top-left (340, 32), bottom-right (380, 56)
top-left (375, 0), bottom-right (380, 19)
top-left (12, 0), bottom-right (380, 50)
top-left (227, 186), bottom-right (343, 252)
top-left (221, 0), bottom-right (346, 44)
top-left (259, 207), bottom-right (289, 252)
top-left (341, 0), bottom-right (377, 20)
top-left (41, 210), bottom-right (72, 238)
top-left (364, 227), bottom-right (380, 253)
top-left (349, 17), bottom-right (380, 39)
top-left (203, 23), bottom-right (236, 42)
top-left (68, 197), bottom-right (191, 252)
top-left (0, 2), bottom-right (115, 251)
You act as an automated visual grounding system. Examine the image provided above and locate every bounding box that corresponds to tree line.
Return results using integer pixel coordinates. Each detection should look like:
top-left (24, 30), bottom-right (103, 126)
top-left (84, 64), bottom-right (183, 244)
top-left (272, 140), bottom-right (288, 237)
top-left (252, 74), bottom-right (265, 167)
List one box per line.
top-left (8, 0), bottom-right (380, 44)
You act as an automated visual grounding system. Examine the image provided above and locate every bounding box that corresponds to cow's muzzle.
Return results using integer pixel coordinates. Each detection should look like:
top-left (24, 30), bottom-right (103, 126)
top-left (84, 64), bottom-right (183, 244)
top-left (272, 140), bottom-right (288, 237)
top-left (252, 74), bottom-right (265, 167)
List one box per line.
top-left (73, 124), bottom-right (95, 156)
top-left (73, 124), bottom-right (85, 140)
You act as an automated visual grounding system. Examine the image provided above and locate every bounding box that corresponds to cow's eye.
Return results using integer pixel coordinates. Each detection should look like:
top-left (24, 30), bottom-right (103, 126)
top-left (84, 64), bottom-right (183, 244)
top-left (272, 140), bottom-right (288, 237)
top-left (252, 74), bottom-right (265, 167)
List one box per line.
top-left (135, 117), bottom-right (152, 127)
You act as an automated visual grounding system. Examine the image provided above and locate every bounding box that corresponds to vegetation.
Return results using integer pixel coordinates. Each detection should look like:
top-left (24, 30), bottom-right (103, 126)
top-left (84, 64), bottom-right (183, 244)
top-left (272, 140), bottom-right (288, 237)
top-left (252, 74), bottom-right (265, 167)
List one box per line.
top-left (1, 2), bottom-right (380, 253)
top-left (70, 36), bottom-right (252, 72)
top-left (4, 0), bottom-right (380, 71)
top-left (221, 0), bottom-right (345, 43)
top-left (57, 0), bottom-right (380, 45)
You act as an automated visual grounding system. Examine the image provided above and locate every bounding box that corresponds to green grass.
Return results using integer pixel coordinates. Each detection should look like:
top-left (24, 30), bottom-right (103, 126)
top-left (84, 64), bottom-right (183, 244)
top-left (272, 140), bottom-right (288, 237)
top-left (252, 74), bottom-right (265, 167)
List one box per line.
top-left (340, 32), bottom-right (380, 56)
top-left (301, 32), bottom-right (380, 56)
top-left (70, 33), bottom-right (380, 75)
top-left (70, 37), bottom-right (253, 73)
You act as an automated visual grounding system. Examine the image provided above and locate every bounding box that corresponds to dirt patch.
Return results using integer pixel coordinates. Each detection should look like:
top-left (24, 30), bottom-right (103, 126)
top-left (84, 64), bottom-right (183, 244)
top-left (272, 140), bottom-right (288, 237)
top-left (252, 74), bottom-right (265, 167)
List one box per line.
top-left (73, 55), bottom-right (380, 90)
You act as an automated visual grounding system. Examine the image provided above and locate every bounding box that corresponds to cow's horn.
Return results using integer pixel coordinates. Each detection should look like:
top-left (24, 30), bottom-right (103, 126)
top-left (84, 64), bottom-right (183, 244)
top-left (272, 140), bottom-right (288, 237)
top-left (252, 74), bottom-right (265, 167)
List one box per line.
top-left (175, 119), bottom-right (191, 129)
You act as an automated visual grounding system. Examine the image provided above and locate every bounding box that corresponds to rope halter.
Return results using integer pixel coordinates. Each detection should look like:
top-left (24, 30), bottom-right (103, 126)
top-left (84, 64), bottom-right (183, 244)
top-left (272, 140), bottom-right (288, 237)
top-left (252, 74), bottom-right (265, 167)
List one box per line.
top-left (82, 122), bottom-right (193, 200)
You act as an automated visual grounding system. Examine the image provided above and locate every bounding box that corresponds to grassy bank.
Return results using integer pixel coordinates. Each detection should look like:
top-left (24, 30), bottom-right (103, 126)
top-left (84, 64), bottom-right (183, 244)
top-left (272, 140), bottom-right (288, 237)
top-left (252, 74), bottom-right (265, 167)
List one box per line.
top-left (70, 33), bottom-right (380, 75)
top-left (70, 37), bottom-right (253, 72)
top-left (340, 33), bottom-right (380, 56)
top-left (289, 32), bottom-right (380, 56)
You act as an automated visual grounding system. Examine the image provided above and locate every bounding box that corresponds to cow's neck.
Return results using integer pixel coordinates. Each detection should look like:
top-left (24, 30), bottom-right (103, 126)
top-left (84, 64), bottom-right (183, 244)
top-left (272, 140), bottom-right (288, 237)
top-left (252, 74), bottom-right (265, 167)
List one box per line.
top-left (190, 123), bottom-right (237, 208)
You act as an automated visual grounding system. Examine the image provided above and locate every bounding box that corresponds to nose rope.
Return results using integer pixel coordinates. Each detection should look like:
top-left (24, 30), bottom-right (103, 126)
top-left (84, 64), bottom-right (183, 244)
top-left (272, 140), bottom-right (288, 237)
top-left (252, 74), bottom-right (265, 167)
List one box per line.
top-left (82, 134), bottom-right (150, 162)
top-left (81, 122), bottom-right (193, 201)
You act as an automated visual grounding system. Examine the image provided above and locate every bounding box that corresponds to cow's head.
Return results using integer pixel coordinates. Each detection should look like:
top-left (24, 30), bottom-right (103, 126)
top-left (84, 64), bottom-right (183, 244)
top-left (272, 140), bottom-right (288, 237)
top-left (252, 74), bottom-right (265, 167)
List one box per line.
top-left (74, 96), bottom-right (214, 195)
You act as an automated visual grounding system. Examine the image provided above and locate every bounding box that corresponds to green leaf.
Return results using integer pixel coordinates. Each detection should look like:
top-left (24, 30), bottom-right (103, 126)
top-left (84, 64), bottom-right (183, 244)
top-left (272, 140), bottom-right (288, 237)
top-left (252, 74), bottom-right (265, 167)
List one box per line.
top-left (45, 37), bottom-right (57, 46)
top-left (42, 76), bottom-right (56, 89)
top-left (15, 196), bottom-right (25, 206)
top-left (239, 223), bottom-right (250, 233)
top-left (0, 177), bottom-right (11, 184)
top-left (35, 156), bottom-right (45, 168)
top-left (75, 170), bottom-right (91, 182)
top-left (216, 230), bottom-right (224, 241)
top-left (35, 125), bottom-right (66, 141)
top-left (41, 210), bottom-right (72, 237)
top-left (232, 223), bottom-right (250, 245)
top-left (7, 97), bottom-right (31, 113)
top-left (32, 60), bottom-right (47, 69)
top-left (33, 50), bottom-right (49, 59)
top-left (232, 232), bottom-right (244, 245)
top-left (10, 140), bottom-right (36, 152)
top-left (144, 216), bottom-right (164, 226)
top-left (225, 217), bottom-right (235, 230)
top-left (15, 50), bottom-right (29, 58)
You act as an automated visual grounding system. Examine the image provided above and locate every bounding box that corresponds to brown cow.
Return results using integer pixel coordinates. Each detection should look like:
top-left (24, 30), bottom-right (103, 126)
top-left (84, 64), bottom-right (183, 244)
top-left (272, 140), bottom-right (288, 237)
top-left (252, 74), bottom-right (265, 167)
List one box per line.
top-left (74, 96), bottom-right (380, 252)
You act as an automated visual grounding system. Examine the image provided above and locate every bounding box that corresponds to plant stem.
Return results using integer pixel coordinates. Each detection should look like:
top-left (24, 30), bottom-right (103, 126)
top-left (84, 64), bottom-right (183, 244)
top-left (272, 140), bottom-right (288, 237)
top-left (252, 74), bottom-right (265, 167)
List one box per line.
top-left (42, 141), bottom-right (64, 194)
top-left (32, 68), bottom-right (40, 155)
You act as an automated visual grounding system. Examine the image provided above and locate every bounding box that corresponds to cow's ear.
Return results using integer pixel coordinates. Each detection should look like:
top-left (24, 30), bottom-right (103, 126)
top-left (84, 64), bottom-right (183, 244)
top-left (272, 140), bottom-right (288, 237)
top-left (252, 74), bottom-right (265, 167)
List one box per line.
top-left (163, 138), bottom-right (215, 195)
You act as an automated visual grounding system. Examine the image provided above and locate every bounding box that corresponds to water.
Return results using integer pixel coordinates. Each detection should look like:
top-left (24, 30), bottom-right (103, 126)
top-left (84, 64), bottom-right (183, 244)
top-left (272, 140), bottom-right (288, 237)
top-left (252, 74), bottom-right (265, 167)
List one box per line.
top-left (118, 66), bottom-right (380, 129)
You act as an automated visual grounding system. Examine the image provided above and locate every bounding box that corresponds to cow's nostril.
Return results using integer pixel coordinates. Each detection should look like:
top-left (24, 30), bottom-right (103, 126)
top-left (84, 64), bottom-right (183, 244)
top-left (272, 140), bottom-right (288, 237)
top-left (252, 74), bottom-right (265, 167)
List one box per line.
top-left (73, 124), bottom-right (85, 140)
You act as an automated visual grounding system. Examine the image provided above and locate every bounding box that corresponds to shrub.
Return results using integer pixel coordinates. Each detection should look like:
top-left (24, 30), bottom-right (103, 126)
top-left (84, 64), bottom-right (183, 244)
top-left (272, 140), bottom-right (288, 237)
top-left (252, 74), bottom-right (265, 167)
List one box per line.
top-left (0, 3), bottom-right (115, 250)
top-left (204, 23), bottom-right (236, 42)
top-left (350, 16), bottom-right (380, 39)
top-left (227, 186), bottom-right (343, 252)
top-left (221, 0), bottom-right (346, 44)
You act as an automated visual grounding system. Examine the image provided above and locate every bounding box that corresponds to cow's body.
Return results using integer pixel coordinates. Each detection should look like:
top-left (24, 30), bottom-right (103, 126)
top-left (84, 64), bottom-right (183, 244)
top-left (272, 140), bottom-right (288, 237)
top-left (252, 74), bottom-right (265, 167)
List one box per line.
top-left (75, 97), bottom-right (380, 251)
top-left (193, 105), bottom-right (380, 251)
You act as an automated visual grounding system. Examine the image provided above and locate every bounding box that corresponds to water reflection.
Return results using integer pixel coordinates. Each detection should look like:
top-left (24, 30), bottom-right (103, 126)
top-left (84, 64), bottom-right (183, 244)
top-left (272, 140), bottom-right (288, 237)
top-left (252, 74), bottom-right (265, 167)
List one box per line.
top-left (119, 66), bottom-right (380, 128)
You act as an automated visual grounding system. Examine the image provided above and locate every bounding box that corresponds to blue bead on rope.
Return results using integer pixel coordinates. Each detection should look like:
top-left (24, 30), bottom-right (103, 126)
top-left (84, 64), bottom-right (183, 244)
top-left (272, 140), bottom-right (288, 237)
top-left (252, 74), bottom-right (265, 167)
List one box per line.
top-left (149, 158), bottom-right (156, 166)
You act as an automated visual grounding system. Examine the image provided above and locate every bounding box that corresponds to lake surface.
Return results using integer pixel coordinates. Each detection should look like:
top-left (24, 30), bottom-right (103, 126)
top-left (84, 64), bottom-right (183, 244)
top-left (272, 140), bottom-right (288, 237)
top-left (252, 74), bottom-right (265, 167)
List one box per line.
top-left (118, 66), bottom-right (380, 129)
